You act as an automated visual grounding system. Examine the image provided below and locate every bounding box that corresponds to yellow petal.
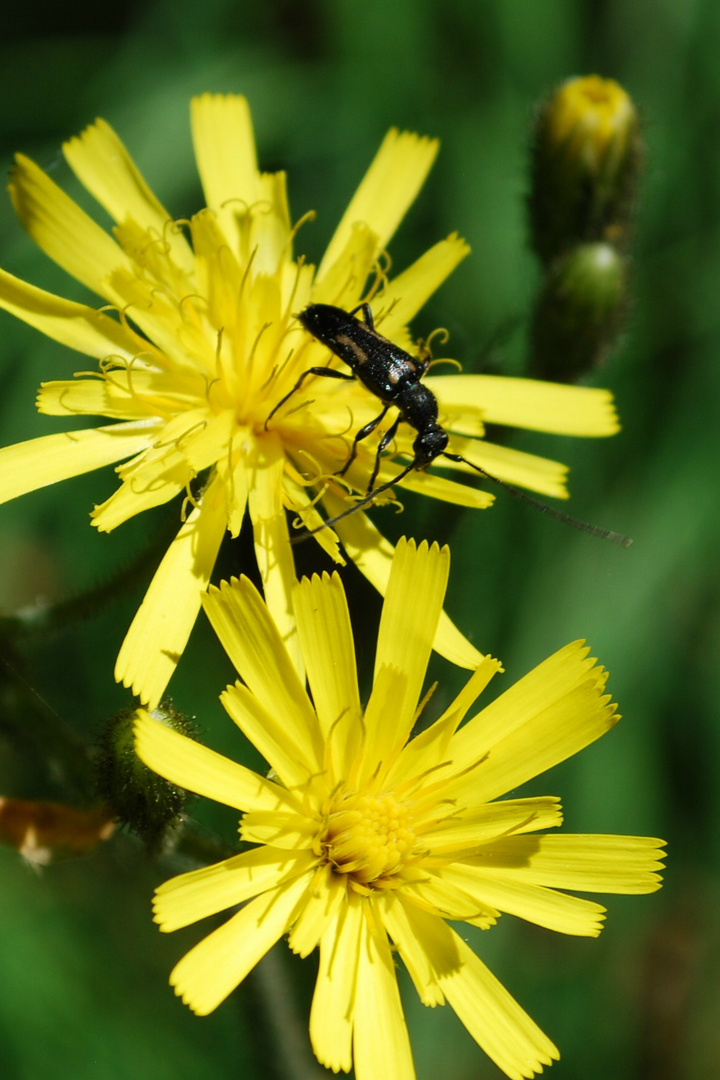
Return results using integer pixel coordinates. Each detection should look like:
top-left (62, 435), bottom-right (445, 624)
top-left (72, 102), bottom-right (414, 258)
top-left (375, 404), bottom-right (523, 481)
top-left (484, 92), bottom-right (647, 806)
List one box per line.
top-left (473, 833), bottom-right (666, 894)
top-left (433, 608), bottom-right (486, 670)
top-left (460, 677), bottom-right (617, 806)
top-left (154, 846), bottom-right (316, 932)
top-left (358, 665), bottom-right (408, 786)
top-left (252, 171), bottom-right (293, 276)
top-left (310, 221), bottom-right (378, 308)
top-left (288, 863), bottom-right (346, 958)
top-left (221, 682), bottom-right (320, 789)
top-left (115, 477), bottom-right (227, 707)
top-left (131, 405), bottom-right (216, 470)
top-left (232, 271), bottom-right (287, 395)
top-left (190, 93), bottom-right (260, 258)
top-left (448, 642), bottom-right (617, 803)
top-left (171, 874), bottom-right (309, 1015)
top-left (10, 154), bottom-right (132, 302)
top-left (404, 905), bottom-right (558, 1079)
top-left (105, 265), bottom-right (213, 374)
top-left (317, 129), bottom-right (439, 282)
top-left (461, 641), bottom-right (599, 747)
top-left (422, 797), bottom-right (563, 854)
top-left (333, 503), bottom-right (483, 669)
top-left (0, 267), bottom-right (142, 360)
top-left (310, 895), bottom-right (363, 1073)
top-left (63, 118), bottom-right (195, 276)
top-left (433, 655), bottom-right (503, 732)
top-left (401, 873), bottom-right (500, 924)
top-left (240, 810), bottom-right (316, 849)
top-left (374, 538), bottom-right (449, 740)
top-left (292, 572), bottom-right (362, 757)
top-left (91, 448), bottom-right (190, 532)
top-left (427, 373), bottom-right (620, 437)
top-left (443, 436), bottom-right (569, 499)
top-left (353, 904), bottom-right (416, 1080)
top-left (378, 892), bottom-right (444, 1006)
top-left (437, 863), bottom-right (607, 936)
top-left (378, 234), bottom-right (471, 333)
top-left (436, 928), bottom-right (559, 1079)
top-left (40, 362), bottom-right (204, 418)
top-left (202, 576), bottom-right (322, 767)
top-left (216, 449), bottom-right (249, 539)
top-left (38, 373), bottom-right (162, 420)
top-left (249, 434), bottom-right (304, 677)
top-left (180, 409), bottom-right (237, 475)
top-left (190, 206), bottom-right (242, 322)
top-left (394, 465), bottom-right (496, 508)
top-left (134, 710), bottom-right (295, 813)
top-left (0, 422), bottom-right (155, 506)
top-left (391, 657), bottom-right (502, 785)
top-left (284, 473), bottom-right (346, 563)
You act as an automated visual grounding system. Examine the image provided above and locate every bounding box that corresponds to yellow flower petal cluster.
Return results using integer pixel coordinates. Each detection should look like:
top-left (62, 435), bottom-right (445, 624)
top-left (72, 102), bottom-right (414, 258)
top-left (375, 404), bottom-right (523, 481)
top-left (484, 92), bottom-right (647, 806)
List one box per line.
top-left (135, 538), bottom-right (664, 1080)
top-left (0, 94), bottom-right (619, 709)
top-left (543, 75), bottom-right (637, 170)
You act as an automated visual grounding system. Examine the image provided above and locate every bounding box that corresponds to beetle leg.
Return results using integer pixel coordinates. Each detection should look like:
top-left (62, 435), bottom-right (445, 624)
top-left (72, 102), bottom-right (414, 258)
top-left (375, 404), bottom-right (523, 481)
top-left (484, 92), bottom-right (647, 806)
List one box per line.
top-left (265, 366), bottom-right (355, 428)
top-left (367, 413), bottom-right (401, 493)
top-left (336, 404), bottom-right (391, 478)
top-left (349, 302), bottom-right (375, 330)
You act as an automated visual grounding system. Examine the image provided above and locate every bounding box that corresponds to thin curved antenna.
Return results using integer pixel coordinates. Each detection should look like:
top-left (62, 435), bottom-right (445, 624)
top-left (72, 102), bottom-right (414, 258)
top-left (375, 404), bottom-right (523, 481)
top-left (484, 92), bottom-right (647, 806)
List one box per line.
top-left (290, 454), bottom-right (632, 548)
top-left (442, 452), bottom-right (632, 547)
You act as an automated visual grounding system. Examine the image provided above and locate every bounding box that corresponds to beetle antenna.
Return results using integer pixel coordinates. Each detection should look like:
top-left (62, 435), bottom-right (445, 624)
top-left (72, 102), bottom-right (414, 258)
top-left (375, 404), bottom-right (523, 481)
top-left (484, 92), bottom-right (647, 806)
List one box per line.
top-left (290, 462), bottom-right (418, 544)
top-left (291, 453), bottom-right (632, 548)
top-left (442, 452), bottom-right (633, 547)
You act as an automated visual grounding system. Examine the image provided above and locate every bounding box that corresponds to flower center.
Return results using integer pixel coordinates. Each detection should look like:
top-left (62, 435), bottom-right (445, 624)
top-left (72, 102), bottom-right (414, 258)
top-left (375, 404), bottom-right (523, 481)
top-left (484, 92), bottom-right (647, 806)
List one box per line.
top-left (321, 790), bottom-right (416, 889)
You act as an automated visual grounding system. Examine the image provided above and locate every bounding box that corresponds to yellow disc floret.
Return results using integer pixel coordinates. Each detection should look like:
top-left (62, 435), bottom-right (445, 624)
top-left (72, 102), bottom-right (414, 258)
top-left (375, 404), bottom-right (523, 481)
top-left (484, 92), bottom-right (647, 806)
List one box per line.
top-left (320, 788), bottom-right (417, 890)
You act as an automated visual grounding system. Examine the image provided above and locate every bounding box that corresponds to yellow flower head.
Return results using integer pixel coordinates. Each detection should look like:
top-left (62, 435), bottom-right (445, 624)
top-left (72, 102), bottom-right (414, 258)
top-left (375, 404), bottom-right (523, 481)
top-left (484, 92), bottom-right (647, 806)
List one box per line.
top-left (544, 75), bottom-right (638, 171)
top-left (135, 538), bottom-right (664, 1080)
top-left (0, 95), bottom-right (619, 708)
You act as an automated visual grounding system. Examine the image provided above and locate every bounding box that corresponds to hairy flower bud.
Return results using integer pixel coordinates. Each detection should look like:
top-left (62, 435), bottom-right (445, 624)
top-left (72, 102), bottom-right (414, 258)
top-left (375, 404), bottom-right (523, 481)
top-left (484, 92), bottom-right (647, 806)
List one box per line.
top-left (530, 242), bottom-right (629, 382)
top-left (529, 75), bottom-right (642, 264)
top-left (96, 704), bottom-right (195, 851)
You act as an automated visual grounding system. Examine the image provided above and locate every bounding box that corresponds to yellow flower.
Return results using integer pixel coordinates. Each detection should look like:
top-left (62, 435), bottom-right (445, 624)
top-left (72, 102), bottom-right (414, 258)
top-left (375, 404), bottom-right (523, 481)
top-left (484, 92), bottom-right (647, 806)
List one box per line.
top-left (135, 538), bottom-right (664, 1080)
top-left (0, 94), bottom-right (619, 708)
top-left (530, 76), bottom-right (642, 264)
top-left (543, 75), bottom-right (638, 169)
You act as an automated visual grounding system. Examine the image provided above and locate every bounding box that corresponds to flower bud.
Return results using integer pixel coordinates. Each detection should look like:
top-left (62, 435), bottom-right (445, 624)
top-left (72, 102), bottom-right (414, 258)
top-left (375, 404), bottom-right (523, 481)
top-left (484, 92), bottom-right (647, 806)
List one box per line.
top-left (95, 704), bottom-right (195, 852)
top-left (529, 75), bottom-right (642, 264)
top-left (530, 242), bottom-right (629, 382)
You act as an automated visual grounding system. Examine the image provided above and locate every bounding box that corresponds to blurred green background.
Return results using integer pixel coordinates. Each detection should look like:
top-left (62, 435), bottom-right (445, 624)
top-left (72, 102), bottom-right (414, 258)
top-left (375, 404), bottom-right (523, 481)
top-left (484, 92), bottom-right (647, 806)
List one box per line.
top-left (0, 1), bottom-right (717, 1078)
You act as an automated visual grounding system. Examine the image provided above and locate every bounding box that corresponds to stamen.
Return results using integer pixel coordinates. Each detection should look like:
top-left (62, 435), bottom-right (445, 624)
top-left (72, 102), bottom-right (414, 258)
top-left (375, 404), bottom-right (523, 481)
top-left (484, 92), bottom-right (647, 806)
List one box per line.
top-left (178, 292), bottom-right (210, 319)
top-left (219, 196), bottom-right (274, 218)
top-left (139, 230), bottom-right (172, 260)
top-left (96, 353), bottom-right (144, 402)
top-left (413, 681), bottom-right (438, 726)
top-left (427, 356), bottom-right (462, 373)
top-left (246, 322), bottom-right (272, 379)
top-left (179, 481), bottom-right (201, 520)
top-left (152, 418), bottom-right (208, 452)
top-left (235, 245), bottom-right (258, 311)
top-left (169, 217), bottom-right (193, 237)
top-left (286, 211), bottom-right (317, 253)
